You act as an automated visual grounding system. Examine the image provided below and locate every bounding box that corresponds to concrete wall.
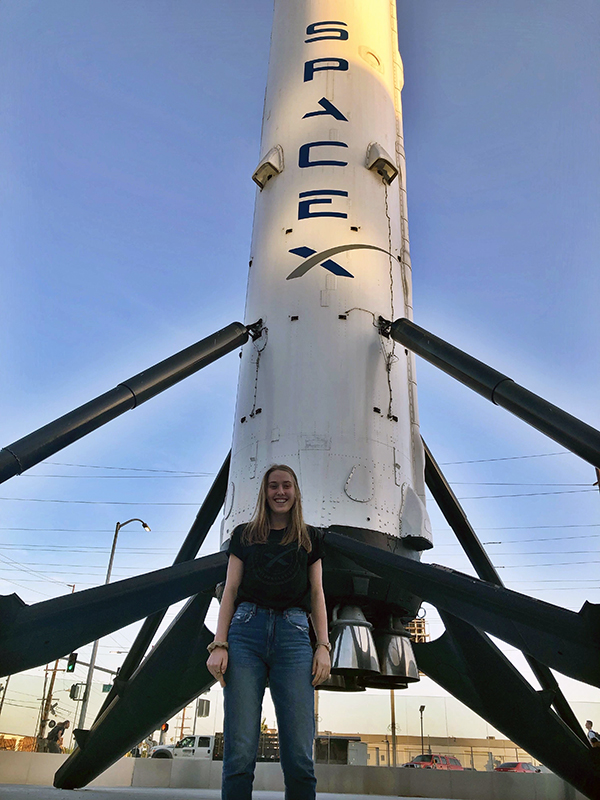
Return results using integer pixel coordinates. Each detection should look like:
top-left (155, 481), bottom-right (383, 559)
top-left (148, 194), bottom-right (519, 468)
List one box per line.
top-left (135, 759), bottom-right (587, 799)
top-left (0, 752), bottom-right (134, 787)
top-left (0, 752), bottom-right (589, 800)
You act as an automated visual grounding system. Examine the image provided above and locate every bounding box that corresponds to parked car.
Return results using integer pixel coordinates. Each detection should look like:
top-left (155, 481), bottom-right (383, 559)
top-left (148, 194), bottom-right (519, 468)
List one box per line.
top-left (150, 731), bottom-right (279, 762)
top-left (150, 735), bottom-right (213, 760)
top-left (494, 762), bottom-right (541, 773)
top-left (402, 754), bottom-right (464, 770)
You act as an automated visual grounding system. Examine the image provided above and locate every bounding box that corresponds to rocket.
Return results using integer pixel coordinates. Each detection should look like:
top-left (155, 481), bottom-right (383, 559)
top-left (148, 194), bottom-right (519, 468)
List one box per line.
top-left (223, 0), bottom-right (431, 688)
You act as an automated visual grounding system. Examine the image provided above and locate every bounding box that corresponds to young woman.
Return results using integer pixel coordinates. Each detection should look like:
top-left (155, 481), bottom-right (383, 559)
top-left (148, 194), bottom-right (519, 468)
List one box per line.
top-left (207, 464), bottom-right (331, 800)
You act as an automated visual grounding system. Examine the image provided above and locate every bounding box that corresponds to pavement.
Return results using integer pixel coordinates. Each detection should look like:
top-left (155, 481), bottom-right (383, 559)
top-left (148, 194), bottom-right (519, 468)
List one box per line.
top-left (0, 790), bottom-right (448, 800)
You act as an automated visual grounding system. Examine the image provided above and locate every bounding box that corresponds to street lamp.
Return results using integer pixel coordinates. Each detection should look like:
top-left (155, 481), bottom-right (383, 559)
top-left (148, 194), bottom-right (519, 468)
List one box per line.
top-left (419, 705), bottom-right (426, 755)
top-left (77, 519), bottom-right (150, 730)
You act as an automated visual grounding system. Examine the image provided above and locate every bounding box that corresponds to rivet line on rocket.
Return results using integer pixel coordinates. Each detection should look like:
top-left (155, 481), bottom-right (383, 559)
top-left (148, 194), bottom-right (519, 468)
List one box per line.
top-left (249, 326), bottom-right (268, 419)
top-left (383, 180), bottom-right (398, 421)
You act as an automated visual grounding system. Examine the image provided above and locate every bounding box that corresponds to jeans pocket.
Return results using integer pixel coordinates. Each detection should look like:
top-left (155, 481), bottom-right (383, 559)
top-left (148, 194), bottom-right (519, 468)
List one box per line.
top-left (231, 602), bottom-right (255, 624)
top-left (283, 608), bottom-right (310, 632)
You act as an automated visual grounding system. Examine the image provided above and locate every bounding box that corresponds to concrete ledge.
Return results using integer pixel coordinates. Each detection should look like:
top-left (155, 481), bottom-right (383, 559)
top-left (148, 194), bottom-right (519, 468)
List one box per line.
top-left (170, 758), bottom-right (219, 789)
top-left (0, 752), bottom-right (134, 788)
top-left (0, 752), bottom-right (68, 786)
top-left (131, 758), bottom-right (172, 788)
top-left (0, 752), bottom-right (589, 800)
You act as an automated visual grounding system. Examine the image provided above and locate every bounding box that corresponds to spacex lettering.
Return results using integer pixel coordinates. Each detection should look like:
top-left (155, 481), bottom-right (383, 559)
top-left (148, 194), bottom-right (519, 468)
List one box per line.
top-left (299, 20), bottom-right (351, 247)
top-left (298, 189), bottom-right (348, 219)
top-left (302, 97), bottom-right (348, 122)
top-left (298, 141), bottom-right (348, 169)
top-left (305, 20), bottom-right (349, 43)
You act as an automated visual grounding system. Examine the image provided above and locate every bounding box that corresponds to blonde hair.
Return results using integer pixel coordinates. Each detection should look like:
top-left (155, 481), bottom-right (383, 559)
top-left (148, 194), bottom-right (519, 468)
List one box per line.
top-left (243, 464), bottom-right (312, 552)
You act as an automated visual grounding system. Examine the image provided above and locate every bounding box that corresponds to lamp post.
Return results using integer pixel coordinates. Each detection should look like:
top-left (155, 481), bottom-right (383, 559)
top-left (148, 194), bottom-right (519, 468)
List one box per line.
top-left (77, 519), bottom-right (150, 730)
top-left (419, 705), bottom-right (426, 755)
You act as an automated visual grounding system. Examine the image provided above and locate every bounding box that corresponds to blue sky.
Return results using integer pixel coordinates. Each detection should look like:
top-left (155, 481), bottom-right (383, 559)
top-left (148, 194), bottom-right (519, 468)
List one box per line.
top-left (1, 0), bottom-right (599, 741)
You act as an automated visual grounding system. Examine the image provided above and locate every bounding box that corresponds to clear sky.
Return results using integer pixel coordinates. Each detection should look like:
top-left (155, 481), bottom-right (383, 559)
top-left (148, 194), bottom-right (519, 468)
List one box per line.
top-left (1, 0), bottom-right (599, 746)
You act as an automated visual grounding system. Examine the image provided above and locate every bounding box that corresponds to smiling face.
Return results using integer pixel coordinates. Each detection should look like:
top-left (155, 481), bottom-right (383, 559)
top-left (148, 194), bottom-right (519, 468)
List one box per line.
top-left (266, 469), bottom-right (296, 524)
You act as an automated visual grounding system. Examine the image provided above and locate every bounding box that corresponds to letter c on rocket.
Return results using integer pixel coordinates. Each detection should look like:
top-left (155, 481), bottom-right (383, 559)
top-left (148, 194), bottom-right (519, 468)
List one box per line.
top-left (299, 141), bottom-right (349, 168)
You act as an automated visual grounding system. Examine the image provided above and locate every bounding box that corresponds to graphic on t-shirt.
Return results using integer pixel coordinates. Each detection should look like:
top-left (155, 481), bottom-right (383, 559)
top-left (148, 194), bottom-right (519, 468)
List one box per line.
top-left (251, 546), bottom-right (301, 586)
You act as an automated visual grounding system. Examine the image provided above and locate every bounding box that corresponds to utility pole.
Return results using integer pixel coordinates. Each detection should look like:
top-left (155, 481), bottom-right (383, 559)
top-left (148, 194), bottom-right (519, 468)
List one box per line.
top-left (35, 668), bottom-right (50, 749)
top-left (0, 675), bottom-right (11, 718)
top-left (179, 705), bottom-right (186, 740)
top-left (390, 689), bottom-right (397, 767)
top-left (39, 660), bottom-right (60, 740)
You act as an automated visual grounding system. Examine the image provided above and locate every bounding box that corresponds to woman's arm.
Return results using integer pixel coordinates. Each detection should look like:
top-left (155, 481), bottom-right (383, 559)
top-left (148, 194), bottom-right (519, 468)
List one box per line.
top-left (309, 559), bottom-right (331, 686)
top-left (206, 554), bottom-right (244, 687)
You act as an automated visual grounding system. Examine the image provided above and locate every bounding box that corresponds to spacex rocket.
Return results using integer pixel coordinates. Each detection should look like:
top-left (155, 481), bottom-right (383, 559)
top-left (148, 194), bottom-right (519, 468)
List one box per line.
top-left (224, 0), bottom-right (430, 688)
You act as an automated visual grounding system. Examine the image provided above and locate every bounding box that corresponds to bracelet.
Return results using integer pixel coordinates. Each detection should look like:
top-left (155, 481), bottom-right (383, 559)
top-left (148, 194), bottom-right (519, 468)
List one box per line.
top-left (207, 641), bottom-right (229, 653)
top-left (315, 641), bottom-right (332, 652)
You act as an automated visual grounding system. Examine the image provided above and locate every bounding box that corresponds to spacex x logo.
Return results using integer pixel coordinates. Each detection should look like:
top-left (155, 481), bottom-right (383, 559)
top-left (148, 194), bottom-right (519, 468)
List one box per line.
top-left (288, 246), bottom-right (354, 279)
top-left (286, 243), bottom-right (398, 280)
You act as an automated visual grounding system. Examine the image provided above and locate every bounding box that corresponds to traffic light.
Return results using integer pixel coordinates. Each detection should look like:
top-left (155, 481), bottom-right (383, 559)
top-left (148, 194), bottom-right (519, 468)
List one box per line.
top-left (69, 684), bottom-right (80, 700)
top-left (160, 723), bottom-right (169, 733)
top-left (66, 652), bottom-right (78, 673)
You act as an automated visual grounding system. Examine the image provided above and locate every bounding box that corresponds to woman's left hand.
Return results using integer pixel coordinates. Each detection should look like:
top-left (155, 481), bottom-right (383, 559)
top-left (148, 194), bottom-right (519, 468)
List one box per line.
top-left (311, 645), bottom-right (331, 686)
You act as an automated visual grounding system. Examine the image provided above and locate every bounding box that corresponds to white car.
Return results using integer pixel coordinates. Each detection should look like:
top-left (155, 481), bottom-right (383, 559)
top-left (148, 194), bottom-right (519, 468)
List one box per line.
top-left (150, 734), bottom-right (214, 759)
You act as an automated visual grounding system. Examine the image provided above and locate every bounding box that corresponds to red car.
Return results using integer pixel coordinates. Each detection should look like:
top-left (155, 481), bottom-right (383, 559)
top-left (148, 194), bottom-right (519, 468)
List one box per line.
top-left (403, 754), bottom-right (464, 770)
top-left (494, 762), bottom-right (541, 773)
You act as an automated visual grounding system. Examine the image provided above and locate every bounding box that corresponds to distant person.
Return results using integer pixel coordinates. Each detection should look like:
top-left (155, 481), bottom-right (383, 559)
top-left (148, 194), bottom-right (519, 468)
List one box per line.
top-left (585, 720), bottom-right (600, 746)
top-left (207, 464), bottom-right (330, 800)
top-left (47, 720), bottom-right (70, 753)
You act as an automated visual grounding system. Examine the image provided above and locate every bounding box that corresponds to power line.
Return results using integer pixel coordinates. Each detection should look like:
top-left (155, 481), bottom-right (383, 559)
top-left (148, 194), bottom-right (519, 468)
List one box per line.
top-left (444, 489), bottom-right (596, 499)
top-left (26, 474), bottom-right (594, 485)
top-left (0, 561), bottom-right (166, 569)
top-left (439, 452), bottom-right (568, 465)
top-left (0, 521), bottom-right (598, 537)
top-left (0, 554), bottom-right (73, 587)
top-left (482, 534), bottom-right (600, 543)
top-left (0, 527), bottom-right (186, 534)
top-left (448, 482), bottom-right (591, 487)
top-left (413, 549), bottom-right (600, 558)
top-left (443, 523), bottom-right (600, 530)
top-left (44, 455), bottom-right (569, 470)
top-left (508, 579), bottom-right (600, 584)
top-left (0, 545), bottom-right (178, 554)
top-left (22, 474), bottom-right (210, 479)
top-left (495, 561), bottom-right (600, 568)
top-left (0, 575), bottom-right (52, 597)
top-left (0, 497), bottom-right (199, 506)
top-left (4, 547), bottom-right (600, 571)
top-left (45, 461), bottom-right (214, 475)
top-left (436, 533), bottom-right (600, 552)
top-left (3, 487), bottom-right (596, 507)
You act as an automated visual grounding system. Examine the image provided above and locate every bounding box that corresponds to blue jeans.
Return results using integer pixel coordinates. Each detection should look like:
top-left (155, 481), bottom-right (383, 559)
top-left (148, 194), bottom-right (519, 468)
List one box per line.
top-left (222, 602), bottom-right (316, 800)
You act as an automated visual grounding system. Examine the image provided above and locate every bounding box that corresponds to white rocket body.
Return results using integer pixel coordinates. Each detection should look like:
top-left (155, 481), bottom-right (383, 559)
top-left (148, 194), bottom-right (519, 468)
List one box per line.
top-left (223, 0), bottom-right (431, 551)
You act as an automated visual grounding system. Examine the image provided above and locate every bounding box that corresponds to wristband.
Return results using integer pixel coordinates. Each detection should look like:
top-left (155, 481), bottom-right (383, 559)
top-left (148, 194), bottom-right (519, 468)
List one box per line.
top-left (315, 641), bottom-right (332, 652)
top-left (207, 641), bottom-right (229, 653)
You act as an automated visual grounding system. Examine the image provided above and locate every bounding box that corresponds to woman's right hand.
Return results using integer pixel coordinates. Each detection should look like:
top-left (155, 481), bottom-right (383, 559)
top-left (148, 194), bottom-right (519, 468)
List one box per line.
top-left (207, 647), bottom-right (228, 688)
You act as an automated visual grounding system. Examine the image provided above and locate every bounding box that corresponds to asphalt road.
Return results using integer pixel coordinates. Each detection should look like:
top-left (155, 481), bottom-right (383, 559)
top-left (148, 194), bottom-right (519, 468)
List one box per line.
top-left (0, 790), bottom-right (447, 800)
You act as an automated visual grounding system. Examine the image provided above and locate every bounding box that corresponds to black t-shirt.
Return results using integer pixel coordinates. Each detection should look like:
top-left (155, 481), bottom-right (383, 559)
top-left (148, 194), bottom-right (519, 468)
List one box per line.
top-left (227, 524), bottom-right (323, 612)
top-left (47, 724), bottom-right (67, 742)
